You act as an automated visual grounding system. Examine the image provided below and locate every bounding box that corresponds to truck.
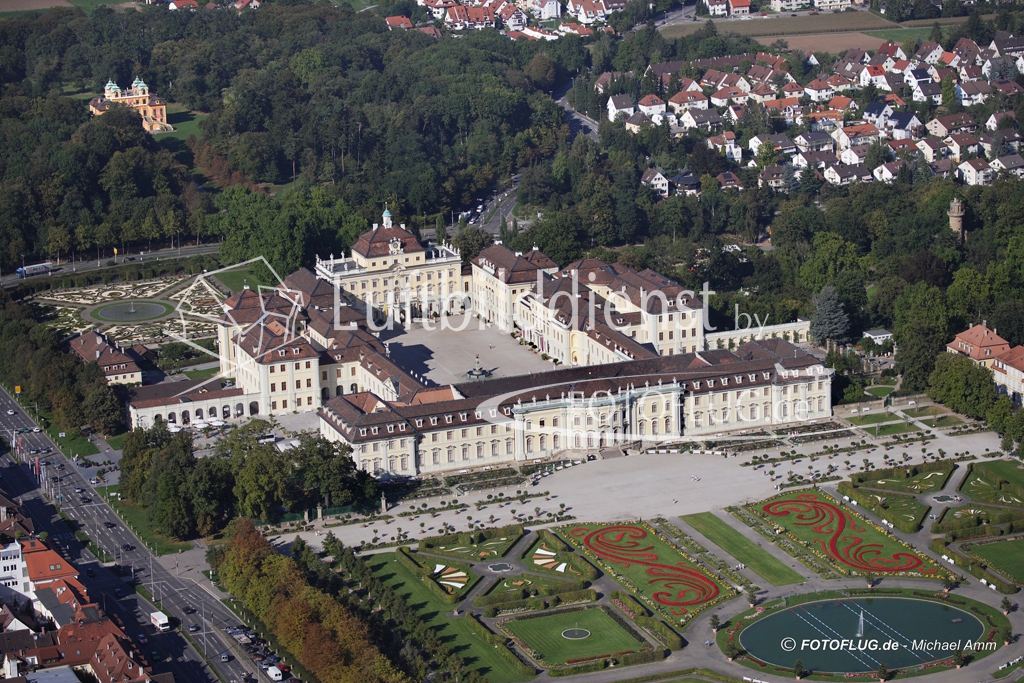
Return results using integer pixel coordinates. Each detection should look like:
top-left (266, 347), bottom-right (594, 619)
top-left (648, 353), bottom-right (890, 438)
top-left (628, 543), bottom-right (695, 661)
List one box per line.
top-left (150, 611), bottom-right (170, 632)
top-left (15, 262), bottom-right (53, 279)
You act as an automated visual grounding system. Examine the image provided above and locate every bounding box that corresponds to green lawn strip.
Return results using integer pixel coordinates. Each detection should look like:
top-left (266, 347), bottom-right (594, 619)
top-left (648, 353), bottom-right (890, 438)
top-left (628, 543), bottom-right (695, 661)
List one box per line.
top-left (902, 405), bottom-right (946, 418)
top-left (972, 460), bottom-right (1024, 491)
top-left (501, 607), bottom-right (643, 667)
top-left (845, 412), bottom-right (897, 426)
top-left (213, 267), bottom-right (267, 293)
top-left (960, 467), bottom-right (1024, 506)
top-left (922, 415), bottom-right (963, 428)
top-left (421, 527), bottom-right (523, 561)
top-left (747, 490), bottom-right (940, 578)
top-left (68, 0), bottom-right (126, 12)
top-left (368, 552), bottom-right (529, 683)
top-left (105, 432), bottom-right (128, 452)
top-left (852, 463), bottom-right (953, 494)
top-left (484, 572), bottom-right (577, 601)
top-left (103, 485), bottom-right (193, 555)
top-left (184, 366), bottom-right (221, 381)
top-left (840, 488), bottom-right (929, 532)
top-left (679, 513), bottom-right (804, 586)
top-left (559, 522), bottom-right (732, 626)
top-left (154, 103), bottom-right (208, 166)
top-left (873, 422), bottom-right (920, 437)
top-left (520, 534), bottom-right (594, 580)
top-left (863, 26), bottom-right (937, 41)
top-left (866, 386), bottom-right (894, 397)
top-left (966, 537), bottom-right (1024, 583)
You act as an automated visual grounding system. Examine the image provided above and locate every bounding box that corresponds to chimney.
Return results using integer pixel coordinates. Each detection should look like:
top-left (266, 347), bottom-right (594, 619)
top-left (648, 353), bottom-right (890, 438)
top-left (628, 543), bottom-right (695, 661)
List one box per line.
top-left (498, 267), bottom-right (506, 281)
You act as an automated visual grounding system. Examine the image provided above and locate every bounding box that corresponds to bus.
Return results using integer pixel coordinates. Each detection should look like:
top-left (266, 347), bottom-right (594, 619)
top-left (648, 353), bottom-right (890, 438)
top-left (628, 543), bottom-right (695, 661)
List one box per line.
top-left (16, 262), bottom-right (53, 279)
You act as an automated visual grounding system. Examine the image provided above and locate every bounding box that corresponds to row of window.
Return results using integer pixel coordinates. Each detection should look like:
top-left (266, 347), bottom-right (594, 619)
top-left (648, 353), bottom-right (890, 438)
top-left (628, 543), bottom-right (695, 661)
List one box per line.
top-left (270, 396), bottom-right (314, 411)
top-left (690, 397), bottom-right (825, 426)
top-left (270, 379), bottom-right (313, 392)
top-left (269, 361), bottom-right (312, 372)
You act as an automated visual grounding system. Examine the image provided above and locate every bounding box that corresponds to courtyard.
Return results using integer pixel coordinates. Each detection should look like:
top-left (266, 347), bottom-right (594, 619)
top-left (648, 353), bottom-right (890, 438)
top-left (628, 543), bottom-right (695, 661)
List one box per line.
top-left (383, 315), bottom-right (556, 386)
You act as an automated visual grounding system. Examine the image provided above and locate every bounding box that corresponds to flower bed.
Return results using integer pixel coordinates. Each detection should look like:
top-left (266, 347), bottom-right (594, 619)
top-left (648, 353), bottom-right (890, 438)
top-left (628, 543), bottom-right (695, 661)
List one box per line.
top-left (746, 490), bottom-right (946, 579)
top-left (559, 521), bottom-right (733, 627)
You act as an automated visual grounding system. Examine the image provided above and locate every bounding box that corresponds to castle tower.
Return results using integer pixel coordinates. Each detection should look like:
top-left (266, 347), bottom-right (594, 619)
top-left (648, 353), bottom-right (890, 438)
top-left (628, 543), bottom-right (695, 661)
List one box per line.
top-left (382, 207), bottom-right (393, 229)
top-left (948, 197), bottom-right (965, 242)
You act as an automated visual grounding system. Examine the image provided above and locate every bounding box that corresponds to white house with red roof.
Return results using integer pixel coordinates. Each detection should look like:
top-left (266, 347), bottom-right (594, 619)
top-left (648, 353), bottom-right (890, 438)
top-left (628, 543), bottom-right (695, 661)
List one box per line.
top-left (859, 65), bottom-right (887, 88)
top-left (803, 78), bottom-right (833, 102)
top-left (168, 0), bottom-right (198, 8)
top-left (385, 15), bottom-right (414, 29)
top-left (728, 0), bottom-right (750, 14)
top-left (638, 94), bottom-right (666, 117)
top-left (668, 90), bottom-right (708, 112)
top-left (531, 0), bottom-right (561, 18)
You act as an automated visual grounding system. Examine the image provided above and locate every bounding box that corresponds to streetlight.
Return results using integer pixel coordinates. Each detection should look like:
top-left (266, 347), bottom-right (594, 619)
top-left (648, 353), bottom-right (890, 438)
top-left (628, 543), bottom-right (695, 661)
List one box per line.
top-left (96, 242), bottom-right (100, 267)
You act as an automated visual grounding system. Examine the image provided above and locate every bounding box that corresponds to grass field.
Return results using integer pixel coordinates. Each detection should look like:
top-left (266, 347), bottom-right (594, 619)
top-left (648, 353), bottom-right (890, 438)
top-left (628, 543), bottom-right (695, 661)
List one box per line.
top-left (0, 0), bottom-right (70, 13)
top-left (184, 366), bottom-right (221, 381)
top-left (852, 490), bottom-right (930, 527)
top-left (846, 411), bottom-right (895, 425)
top-left (970, 537), bottom-right (1024, 583)
top-left (214, 267), bottom-right (268, 293)
top-left (866, 385), bottom-right (894, 397)
top-left (368, 552), bottom-right (531, 683)
top-left (854, 465), bottom-right (952, 493)
top-left (521, 536), bottom-right (591, 579)
top-left (561, 522), bottom-right (728, 621)
top-left (104, 432), bottom-right (128, 452)
top-left (960, 469), bottom-right (1024, 506)
top-left (752, 490), bottom-right (934, 576)
top-left (661, 11), bottom-right (896, 39)
top-left (921, 415), bottom-right (963, 428)
top-left (903, 405), bottom-right (946, 418)
top-left (501, 608), bottom-right (642, 667)
top-left (484, 572), bottom-right (576, 601)
top-left (104, 485), bottom-right (194, 555)
top-left (680, 513), bottom-right (804, 586)
top-left (863, 26), bottom-right (936, 42)
top-left (873, 422), bottom-right (920, 436)
top-left (424, 530), bottom-right (522, 561)
top-left (155, 103), bottom-right (208, 166)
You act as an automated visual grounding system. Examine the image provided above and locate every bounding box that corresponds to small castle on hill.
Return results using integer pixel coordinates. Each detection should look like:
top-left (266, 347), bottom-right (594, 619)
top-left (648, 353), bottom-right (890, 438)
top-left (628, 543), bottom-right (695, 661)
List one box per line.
top-left (89, 77), bottom-right (173, 133)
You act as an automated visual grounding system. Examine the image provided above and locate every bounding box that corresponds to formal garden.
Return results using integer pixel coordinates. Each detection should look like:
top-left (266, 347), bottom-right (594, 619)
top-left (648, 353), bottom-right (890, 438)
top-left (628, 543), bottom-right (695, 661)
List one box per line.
top-left (562, 522), bottom-right (733, 626)
top-left (747, 490), bottom-right (947, 579)
top-left (680, 512), bottom-right (805, 587)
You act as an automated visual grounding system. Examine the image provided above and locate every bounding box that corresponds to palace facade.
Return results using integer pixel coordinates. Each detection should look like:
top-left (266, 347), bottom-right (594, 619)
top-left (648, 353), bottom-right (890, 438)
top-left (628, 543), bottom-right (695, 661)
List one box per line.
top-left (89, 78), bottom-right (172, 133)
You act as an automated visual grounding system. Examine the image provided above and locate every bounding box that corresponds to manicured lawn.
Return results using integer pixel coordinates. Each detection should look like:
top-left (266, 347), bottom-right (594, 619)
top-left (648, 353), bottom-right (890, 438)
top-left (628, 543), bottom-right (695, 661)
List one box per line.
top-left (501, 607), bottom-right (642, 667)
top-left (903, 405), bottom-right (947, 418)
top-left (105, 431), bottom-right (128, 452)
top-left (970, 537), bottom-right (1024, 583)
top-left (973, 460), bottom-right (1024, 491)
top-left (845, 412), bottom-right (896, 426)
top-left (866, 385), bottom-right (894, 397)
top-left (751, 490), bottom-right (936, 577)
top-left (855, 465), bottom-right (953, 493)
top-left (484, 572), bottom-right (575, 601)
top-left (368, 553), bottom-right (530, 683)
top-left (921, 415), bottom-right (963, 428)
top-left (680, 513), bottom-right (804, 586)
top-left (154, 103), bottom-right (208, 166)
top-left (103, 485), bottom-right (194, 555)
top-left (521, 536), bottom-right (591, 579)
top-left (424, 530), bottom-right (522, 560)
top-left (960, 469), bottom-right (1024, 506)
top-left (561, 522), bottom-right (727, 622)
top-left (184, 366), bottom-right (221, 381)
top-left (851, 490), bottom-right (930, 528)
top-left (214, 267), bottom-right (268, 293)
top-left (873, 422), bottom-right (920, 436)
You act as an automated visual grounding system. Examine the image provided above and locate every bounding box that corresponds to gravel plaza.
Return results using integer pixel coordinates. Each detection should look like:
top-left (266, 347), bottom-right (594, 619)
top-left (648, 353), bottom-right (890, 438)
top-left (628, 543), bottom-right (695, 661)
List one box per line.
top-left (382, 314), bottom-right (557, 387)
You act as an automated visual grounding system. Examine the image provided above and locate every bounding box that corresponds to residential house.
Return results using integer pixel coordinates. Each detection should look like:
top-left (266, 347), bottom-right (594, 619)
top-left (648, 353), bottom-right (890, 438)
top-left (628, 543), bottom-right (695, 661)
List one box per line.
top-left (862, 101), bottom-right (894, 128)
top-left (764, 97), bottom-right (803, 125)
top-left (638, 94), bottom-right (666, 117)
top-left (860, 65), bottom-right (888, 88)
top-left (747, 83), bottom-right (777, 104)
top-left (979, 129), bottom-right (1023, 157)
top-left (668, 90), bottom-right (709, 112)
top-left (645, 61), bottom-right (686, 85)
top-left (956, 81), bottom-right (992, 106)
top-left (913, 81), bottom-right (942, 104)
top-left (947, 323), bottom-right (1010, 368)
top-left (707, 131), bottom-right (742, 162)
top-left (917, 137), bottom-right (949, 162)
top-left (805, 109), bottom-right (843, 132)
top-left (958, 158), bottom-right (994, 185)
top-left (725, 103), bottom-right (745, 124)
top-left (840, 144), bottom-right (871, 166)
top-left (794, 131), bottom-right (833, 153)
top-left (607, 94), bottom-right (634, 122)
top-left (960, 64), bottom-right (984, 82)
top-left (804, 78), bottom-right (834, 102)
top-left (987, 111), bottom-right (1016, 131)
top-left (758, 165), bottom-right (789, 190)
top-left (888, 138), bottom-right (919, 158)
top-left (904, 67), bottom-right (932, 88)
top-left (833, 123), bottom-right (879, 151)
top-left (671, 171), bottom-right (701, 196)
top-left (779, 81), bottom-right (805, 98)
top-left (827, 74), bottom-right (854, 92)
top-left (876, 41), bottom-right (907, 61)
top-left (385, 15), bottom-right (413, 29)
top-left (749, 133), bottom-right (797, 157)
top-left (793, 150), bottom-right (839, 174)
top-left (927, 113), bottom-right (976, 137)
top-left (168, 0), bottom-right (198, 9)
top-left (815, 0), bottom-right (851, 11)
top-left (716, 172), bottom-right (743, 190)
top-left (69, 331), bottom-right (143, 385)
top-left (498, 5), bottom-right (528, 29)
top-left (990, 33), bottom-right (1024, 58)
top-left (885, 112), bottom-right (923, 140)
top-left (707, 0), bottom-right (728, 15)
top-left (873, 159), bottom-right (912, 182)
top-left (679, 108), bottom-right (723, 131)
top-left (914, 41), bottom-right (944, 64)
top-left (641, 169), bottom-right (671, 197)
top-left (593, 71), bottom-right (630, 93)
top-left (993, 79), bottom-right (1024, 97)
top-left (728, 0), bottom-right (751, 14)
top-left (710, 87), bottom-right (747, 107)
top-left (828, 95), bottom-right (857, 112)
top-left (944, 133), bottom-right (980, 162)
top-left (559, 21), bottom-right (593, 35)
top-left (624, 111), bottom-right (652, 133)
top-left (824, 163), bottom-right (873, 185)
top-left (531, 0), bottom-right (561, 19)
top-left (991, 154), bottom-right (1024, 178)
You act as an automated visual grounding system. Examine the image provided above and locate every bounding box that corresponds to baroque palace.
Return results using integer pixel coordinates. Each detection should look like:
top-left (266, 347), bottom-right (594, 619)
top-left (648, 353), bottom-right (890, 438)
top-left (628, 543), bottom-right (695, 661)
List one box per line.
top-left (89, 78), bottom-right (173, 132)
top-left (128, 211), bottom-right (830, 475)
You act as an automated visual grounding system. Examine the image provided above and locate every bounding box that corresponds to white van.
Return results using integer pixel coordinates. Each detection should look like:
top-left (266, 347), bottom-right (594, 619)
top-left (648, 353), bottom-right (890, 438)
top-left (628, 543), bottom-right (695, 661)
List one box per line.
top-left (266, 666), bottom-right (284, 681)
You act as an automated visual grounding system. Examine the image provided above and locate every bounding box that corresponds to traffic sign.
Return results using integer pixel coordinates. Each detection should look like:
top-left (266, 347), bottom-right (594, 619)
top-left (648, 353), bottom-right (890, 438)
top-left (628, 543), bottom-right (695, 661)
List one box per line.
top-left (14, 386), bottom-right (20, 394)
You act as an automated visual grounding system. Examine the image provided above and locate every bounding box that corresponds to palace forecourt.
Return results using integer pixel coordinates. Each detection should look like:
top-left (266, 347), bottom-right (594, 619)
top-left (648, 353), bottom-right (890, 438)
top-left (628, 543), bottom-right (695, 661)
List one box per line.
top-left (128, 210), bottom-right (829, 476)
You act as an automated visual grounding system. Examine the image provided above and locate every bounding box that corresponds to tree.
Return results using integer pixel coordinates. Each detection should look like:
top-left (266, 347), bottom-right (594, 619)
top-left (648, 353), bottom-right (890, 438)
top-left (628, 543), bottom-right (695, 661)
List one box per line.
top-left (794, 660), bottom-right (808, 680)
top-left (1002, 597), bottom-right (1014, 614)
top-left (451, 224), bottom-right (491, 266)
top-left (82, 384), bottom-right (122, 435)
top-left (893, 283), bottom-right (950, 391)
top-left (864, 139), bottom-right (890, 170)
top-left (876, 662), bottom-right (890, 682)
top-left (710, 613), bottom-right (721, 631)
top-left (811, 286), bottom-right (850, 345)
top-left (989, 300), bottom-right (1024, 347)
top-left (722, 641), bottom-right (738, 660)
top-left (756, 142), bottom-right (778, 170)
top-left (232, 442), bottom-right (290, 522)
top-left (941, 75), bottom-right (956, 106)
top-left (927, 352), bottom-right (996, 419)
top-left (799, 232), bottom-right (860, 291)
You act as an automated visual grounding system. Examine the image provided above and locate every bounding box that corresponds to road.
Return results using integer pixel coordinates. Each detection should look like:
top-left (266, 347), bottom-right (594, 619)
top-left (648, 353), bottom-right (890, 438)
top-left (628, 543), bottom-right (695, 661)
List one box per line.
top-left (554, 80), bottom-right (600, 144)
top-left (0, 388), bottom-right (265, 683)
top-left (1, 243), bottom-right (221, 289)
